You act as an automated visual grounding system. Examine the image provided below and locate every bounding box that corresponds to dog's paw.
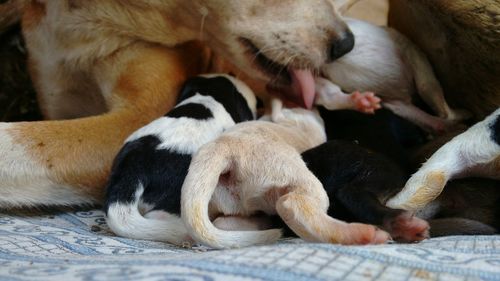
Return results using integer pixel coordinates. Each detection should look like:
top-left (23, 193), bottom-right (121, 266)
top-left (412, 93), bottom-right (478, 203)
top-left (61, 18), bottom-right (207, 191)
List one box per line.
top-left (344, 223), bottom-right (391, 245)
top-left (385, 212), bottom-right (430, 243)
top-left (350, 91), bottom-right (381, 114)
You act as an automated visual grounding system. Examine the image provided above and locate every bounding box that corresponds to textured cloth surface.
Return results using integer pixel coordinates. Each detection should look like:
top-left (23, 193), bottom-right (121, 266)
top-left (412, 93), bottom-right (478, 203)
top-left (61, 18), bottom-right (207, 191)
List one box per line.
top-left (1, 209), bottom-right (499, 281)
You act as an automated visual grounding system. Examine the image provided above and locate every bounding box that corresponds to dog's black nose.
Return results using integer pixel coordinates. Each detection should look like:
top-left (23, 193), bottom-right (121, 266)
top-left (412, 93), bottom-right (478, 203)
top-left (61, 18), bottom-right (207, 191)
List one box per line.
top-left (329, 31), bottom-right (355, 61)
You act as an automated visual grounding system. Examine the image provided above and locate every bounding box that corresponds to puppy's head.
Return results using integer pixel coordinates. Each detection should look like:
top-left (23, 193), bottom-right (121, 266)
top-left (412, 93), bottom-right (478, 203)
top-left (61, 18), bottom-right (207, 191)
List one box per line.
top-left (187, 0), bottom-right (356, 109)
top-left (177, 74), bottom-right (257, 123)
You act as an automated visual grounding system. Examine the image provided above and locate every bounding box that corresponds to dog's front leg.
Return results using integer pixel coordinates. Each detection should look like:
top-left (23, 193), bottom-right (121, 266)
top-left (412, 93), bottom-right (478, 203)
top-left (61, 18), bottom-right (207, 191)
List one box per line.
top-left (387, 108), bottom-right (500, 211)
top-left (0, 43), bottom-right (208, 208)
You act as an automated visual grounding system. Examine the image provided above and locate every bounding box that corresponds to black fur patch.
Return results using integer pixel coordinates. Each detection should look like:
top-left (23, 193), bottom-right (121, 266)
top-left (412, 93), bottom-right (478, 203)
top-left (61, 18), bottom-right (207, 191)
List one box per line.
top-left (301, 140), bottom-right (406, 225)
top-left (104, 135), bottom-right (191, 215)
top-left (319, 108), bottom-right (425, 172)
top-left (177, 76), bottom-right (254, 123)
top-left (491, 114), bottom-right (500, 145)
top-left (166, 103), bottom-right (213, 120)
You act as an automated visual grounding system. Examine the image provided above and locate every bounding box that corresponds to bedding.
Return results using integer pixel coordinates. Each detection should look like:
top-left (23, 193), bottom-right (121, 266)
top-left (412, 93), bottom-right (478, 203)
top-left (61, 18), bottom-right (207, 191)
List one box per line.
top-left (1, 209), bottom-right (499, 281)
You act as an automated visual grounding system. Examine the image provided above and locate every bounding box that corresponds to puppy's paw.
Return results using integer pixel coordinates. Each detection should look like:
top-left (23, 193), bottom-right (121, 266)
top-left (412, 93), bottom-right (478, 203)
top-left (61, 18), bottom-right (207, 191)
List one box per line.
top-left (350, 91), bottom-right (381, 114)
top-left (385, 212), bottom-right (430, 243)
top-left (344, 223), bottom-right (391, 245)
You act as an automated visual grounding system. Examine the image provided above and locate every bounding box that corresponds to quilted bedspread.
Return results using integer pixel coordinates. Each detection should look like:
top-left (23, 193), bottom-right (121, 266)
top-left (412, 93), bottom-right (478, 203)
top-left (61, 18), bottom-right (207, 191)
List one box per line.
top-left (1, 209), bottom-right (499, 281)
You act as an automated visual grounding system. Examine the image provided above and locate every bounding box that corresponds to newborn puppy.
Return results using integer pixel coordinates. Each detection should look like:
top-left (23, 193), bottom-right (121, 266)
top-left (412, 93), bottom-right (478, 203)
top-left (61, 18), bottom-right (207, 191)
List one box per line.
top-left (387, 108), bottom-right (500, 212)
top-left (317, 18), bottom-right (468, 134)
top-left (181, 100), bottom-right (391, 249)
top-left (302, 140), bottom-right (430, 242)
top-left (104, 74), bottom-right (257, 245)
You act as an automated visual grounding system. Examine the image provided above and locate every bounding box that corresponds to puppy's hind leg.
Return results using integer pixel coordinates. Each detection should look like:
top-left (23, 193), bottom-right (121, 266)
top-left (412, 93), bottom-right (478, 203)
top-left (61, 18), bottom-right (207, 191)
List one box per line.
top-left (275, 171), bottom-right (390, 245)
top-left (383, 100), bottom-right (463, 134)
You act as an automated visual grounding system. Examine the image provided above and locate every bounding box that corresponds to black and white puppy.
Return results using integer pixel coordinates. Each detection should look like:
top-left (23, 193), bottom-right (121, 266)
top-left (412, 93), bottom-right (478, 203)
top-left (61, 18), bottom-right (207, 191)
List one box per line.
top-left (301, 140), bottom-right (430, 242)
top-left (104, 74), bottom-right (257, 245)
top-left (387, 108), bottom-right (500, 212)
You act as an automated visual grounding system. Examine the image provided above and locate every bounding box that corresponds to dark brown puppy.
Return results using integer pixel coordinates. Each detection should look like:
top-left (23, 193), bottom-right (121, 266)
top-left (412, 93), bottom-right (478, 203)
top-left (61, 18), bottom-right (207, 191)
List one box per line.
top-left (389, 0), bottom-right (500, 120)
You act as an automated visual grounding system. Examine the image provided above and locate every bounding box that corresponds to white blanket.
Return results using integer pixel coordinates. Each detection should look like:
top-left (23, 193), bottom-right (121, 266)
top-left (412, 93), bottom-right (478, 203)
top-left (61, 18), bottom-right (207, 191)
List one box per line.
top-left (1, 209), bottom-right (499, 281)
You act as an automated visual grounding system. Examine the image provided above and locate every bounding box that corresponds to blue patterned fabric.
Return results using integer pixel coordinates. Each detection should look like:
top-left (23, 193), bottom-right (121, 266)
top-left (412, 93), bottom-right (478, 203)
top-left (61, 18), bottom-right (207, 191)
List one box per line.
top-left (1, 209), bottom-right (499, 281)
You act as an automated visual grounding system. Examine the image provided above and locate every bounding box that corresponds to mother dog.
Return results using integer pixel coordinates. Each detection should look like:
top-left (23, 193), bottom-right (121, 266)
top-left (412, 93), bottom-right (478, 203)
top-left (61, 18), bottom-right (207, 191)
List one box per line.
top-left (0, 0), bottom-right (358, 208)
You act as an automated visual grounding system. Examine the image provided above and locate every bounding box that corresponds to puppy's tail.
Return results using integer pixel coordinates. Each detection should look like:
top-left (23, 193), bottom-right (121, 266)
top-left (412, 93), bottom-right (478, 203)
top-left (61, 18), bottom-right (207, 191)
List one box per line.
top-left (105, 185), bottom-right (188, 245)
top-left (0, 0), bottom-right (27, 34)
top-left (181, 141), bottom-right (282, 249)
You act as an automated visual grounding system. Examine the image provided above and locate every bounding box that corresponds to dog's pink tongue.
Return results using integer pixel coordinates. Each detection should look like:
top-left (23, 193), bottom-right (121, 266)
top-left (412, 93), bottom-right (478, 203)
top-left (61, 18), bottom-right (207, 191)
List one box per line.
top-left (290, 69), bottom-right (316, 109)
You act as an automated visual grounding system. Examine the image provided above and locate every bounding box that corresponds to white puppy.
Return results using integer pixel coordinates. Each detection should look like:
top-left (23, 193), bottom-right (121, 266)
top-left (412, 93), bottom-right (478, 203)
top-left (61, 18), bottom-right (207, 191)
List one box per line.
top-left (317, 18), bottom-right (467, 134)
top-left (387, 108), bottom-right (500, 211)
top-left (181, 100), bottom-right (390, 249)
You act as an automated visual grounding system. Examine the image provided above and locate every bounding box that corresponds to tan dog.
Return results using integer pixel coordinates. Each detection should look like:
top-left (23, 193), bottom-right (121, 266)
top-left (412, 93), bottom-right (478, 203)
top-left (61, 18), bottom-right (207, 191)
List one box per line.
top-left (181, 100), bottom-right (390, 249)
top-left (0, 0), bottom-right (358, 208)
top-left (389, 0), bottom-right (500, 120)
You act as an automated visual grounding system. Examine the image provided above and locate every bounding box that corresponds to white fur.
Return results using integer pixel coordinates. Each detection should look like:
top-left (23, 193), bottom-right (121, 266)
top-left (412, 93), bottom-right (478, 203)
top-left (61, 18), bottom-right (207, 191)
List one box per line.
top-left (322, 19), bottom-right (411, 97)
top-left (387, 108), bottom-right (500, 211)
top-left (181, 107), bottom-right (327, 249)
top-left (0, 0), bottom-right (353, 208)
top-left (126, 94), bottom-right (236, 154)
top-left (320, 18), bottom-right (466, 133)
top-left (0, 124), bottom-right (97, 208)
top-left (106, 75), bottom-right (257, 245)
top-left (106, 185), bottom-right (190, 244)
top-left (181, 104), bottom-right (389, 249)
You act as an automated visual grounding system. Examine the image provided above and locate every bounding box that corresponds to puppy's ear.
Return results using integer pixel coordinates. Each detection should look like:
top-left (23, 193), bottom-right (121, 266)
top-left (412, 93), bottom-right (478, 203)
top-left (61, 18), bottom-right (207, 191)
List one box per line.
top-left (330, 0), bottom-right (362, 14)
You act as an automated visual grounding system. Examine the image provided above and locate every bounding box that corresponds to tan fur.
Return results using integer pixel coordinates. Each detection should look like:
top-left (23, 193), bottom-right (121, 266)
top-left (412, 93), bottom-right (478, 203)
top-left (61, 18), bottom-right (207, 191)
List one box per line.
top-left (0, 0), bottom-right (356, 208)
top-left (181, 104), bottom-right (391, 248)
top-left (387, 109), bottom-right (500, 212)
top-left (398, 171), bottom-right (447, 210)
top-left (0, 41), bottom-right (209, 207)
top-left (389, 0), bottom-right (500, 119)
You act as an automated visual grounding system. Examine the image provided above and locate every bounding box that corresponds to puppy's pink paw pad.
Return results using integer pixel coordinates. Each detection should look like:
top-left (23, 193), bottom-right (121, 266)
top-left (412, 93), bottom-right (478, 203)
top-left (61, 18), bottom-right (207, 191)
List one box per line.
top-left (346, 223), bottom-right (391, 245)
top-left (387, 212), bottom-right (430, 243)
top-left (350, 91), bottom-right (381, 114)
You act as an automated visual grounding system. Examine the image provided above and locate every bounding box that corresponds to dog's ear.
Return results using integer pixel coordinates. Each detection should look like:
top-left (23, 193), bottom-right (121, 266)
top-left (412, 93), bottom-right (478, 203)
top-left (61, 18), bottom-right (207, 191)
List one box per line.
top-left (330, 0), bottom-right (362, 14)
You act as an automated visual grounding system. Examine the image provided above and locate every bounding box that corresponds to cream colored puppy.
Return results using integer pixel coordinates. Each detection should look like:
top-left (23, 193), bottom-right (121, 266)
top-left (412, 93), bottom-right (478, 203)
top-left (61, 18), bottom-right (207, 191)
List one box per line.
top-left (181, 100), bottom-right (390, 249)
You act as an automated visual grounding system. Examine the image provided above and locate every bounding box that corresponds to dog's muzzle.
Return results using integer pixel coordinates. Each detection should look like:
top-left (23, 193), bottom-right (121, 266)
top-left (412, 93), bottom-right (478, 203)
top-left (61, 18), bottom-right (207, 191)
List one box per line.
top-left (329, 30), bottom-right (355, 61)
